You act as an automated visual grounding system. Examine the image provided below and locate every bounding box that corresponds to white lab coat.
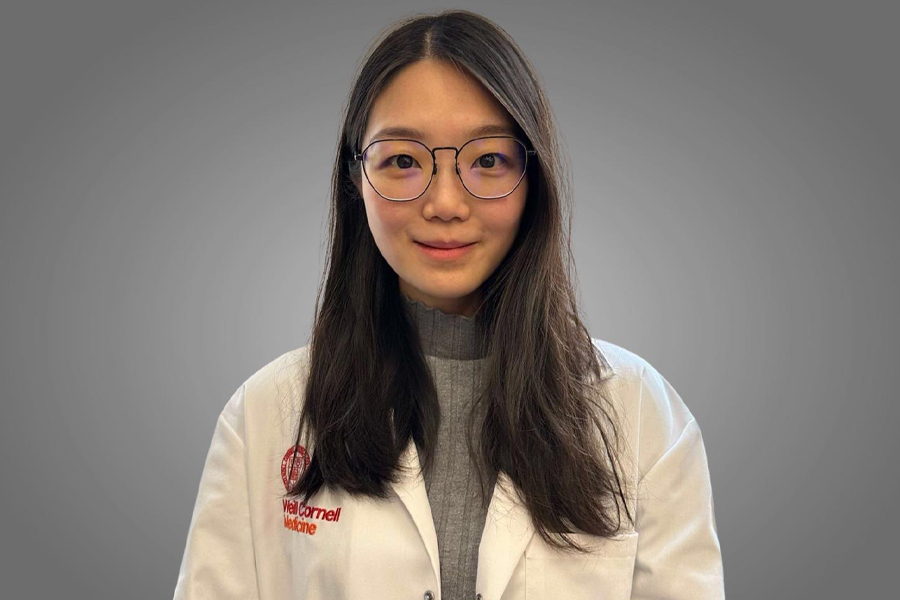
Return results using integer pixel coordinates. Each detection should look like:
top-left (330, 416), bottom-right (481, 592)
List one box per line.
top-left (173, 338), bottom-right (725, 599)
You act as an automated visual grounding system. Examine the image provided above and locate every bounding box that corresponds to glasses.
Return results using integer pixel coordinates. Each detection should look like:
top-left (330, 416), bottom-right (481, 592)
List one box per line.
top-left (351, 136), bottom-right (536, 202)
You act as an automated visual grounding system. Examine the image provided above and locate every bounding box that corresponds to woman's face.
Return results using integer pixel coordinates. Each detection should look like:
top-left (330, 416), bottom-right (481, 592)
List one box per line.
top-left (357, 59), bottom-right (528, 317)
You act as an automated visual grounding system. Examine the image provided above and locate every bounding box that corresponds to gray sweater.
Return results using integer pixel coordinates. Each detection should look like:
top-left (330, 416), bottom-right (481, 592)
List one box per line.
top-left (401, 294), bottom-right (497, 600)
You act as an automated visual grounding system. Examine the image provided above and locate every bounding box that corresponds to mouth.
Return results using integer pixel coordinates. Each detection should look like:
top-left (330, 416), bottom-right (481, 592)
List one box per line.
top-left (415, 240), bottom-right (477, 249)
top-left (413, 240), bottom-right (478, 260)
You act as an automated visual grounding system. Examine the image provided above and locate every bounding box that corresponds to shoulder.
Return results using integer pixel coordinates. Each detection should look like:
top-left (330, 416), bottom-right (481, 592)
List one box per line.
top-left (218, 344), bottom-right (312, 441)
top-left (590, 337), bottom-right (699, 481)
top-left (243, 343), bottom-right (312, 400)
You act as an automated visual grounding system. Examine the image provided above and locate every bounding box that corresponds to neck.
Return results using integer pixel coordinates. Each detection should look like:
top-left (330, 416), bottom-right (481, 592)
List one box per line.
top-left (401, 293), bottom-right (487, 360)
top-left (398, 284), bottom-right (481, 319)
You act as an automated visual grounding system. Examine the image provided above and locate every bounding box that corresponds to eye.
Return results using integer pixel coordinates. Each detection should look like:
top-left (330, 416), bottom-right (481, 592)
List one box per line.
top-left (386, 154), bottom-right (421, 169)
top-left (473, 153), bottom-right (507, 169)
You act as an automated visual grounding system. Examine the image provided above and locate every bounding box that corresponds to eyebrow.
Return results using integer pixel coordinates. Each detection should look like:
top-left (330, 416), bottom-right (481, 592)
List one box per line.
top-left (366, 123), bottom-right (517, 145)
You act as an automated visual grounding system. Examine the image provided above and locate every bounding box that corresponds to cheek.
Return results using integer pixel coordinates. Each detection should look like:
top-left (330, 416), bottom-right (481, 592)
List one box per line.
top-left (362, 191), bottom-right (410, 256)
top-left (483, 187), bottom-right (527, 248)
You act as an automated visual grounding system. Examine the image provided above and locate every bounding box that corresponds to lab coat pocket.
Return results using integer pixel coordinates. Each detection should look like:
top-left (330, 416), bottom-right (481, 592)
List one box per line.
top-left (525, 531), bottom-right (639, 600)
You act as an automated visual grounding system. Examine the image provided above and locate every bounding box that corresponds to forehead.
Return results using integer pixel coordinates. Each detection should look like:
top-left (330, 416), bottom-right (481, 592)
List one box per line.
top-left (363, 59), bottom-right (517, 146)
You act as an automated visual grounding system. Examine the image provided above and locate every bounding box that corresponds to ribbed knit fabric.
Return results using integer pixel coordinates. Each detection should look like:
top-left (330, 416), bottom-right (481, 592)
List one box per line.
top-left (401, 293), bottom-right (496, 600)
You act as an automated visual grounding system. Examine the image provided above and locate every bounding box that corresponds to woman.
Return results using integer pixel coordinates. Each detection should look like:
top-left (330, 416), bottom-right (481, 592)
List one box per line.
top-left (174, 9), bottom-right (724, 600)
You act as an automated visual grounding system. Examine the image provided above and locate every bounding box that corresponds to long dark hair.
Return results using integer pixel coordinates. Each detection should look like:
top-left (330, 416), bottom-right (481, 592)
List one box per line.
top-left (283, 9), bottom-right (635, 552)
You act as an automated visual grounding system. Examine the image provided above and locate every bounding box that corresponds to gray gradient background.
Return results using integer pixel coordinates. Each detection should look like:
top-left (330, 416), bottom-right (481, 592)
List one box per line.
top-left (1, 1), bottom-right (897, 598)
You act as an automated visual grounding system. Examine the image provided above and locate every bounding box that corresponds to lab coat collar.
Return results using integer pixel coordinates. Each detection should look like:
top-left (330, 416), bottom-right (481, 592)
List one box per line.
top-left (389, 438), bottom-right (535, 600)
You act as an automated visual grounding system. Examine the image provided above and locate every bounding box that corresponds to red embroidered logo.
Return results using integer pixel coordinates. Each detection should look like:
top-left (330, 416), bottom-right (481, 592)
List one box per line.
top-left (281, 444), bottom-right (310, 492)
top-left (279, 444), bottom-right (342, 536)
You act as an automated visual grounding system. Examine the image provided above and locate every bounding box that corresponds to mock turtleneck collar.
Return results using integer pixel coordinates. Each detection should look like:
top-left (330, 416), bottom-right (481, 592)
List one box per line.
top-left (401, 294), bottom-right (487, 360)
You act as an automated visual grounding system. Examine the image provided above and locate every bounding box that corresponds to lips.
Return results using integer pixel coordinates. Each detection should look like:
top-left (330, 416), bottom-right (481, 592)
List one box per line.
top-left (415, 240), bottom-right (476, 249)
top-left (414, 240), bottom-right (477, 261)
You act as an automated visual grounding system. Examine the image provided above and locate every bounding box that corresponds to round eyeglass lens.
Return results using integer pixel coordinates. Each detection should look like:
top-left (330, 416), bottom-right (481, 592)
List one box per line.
top-left (363, 140), bottom-right (432, 201)
top-left (362, 137), bottom-right (528, 201)
top-left (458, 137), bottom-right (527, 199)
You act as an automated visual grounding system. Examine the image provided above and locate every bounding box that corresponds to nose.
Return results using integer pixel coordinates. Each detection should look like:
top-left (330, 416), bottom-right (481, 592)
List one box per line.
top-left (423, 148), bottom-right (471, 219)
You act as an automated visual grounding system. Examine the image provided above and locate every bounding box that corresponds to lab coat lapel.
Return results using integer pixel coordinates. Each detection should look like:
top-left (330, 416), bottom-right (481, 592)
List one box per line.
top-left (476, 471), bottom-right (535, 599)
top-left (389, 439), bottom-right (441, 592)
top-left (388, 440), bottom-right (536, 600)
